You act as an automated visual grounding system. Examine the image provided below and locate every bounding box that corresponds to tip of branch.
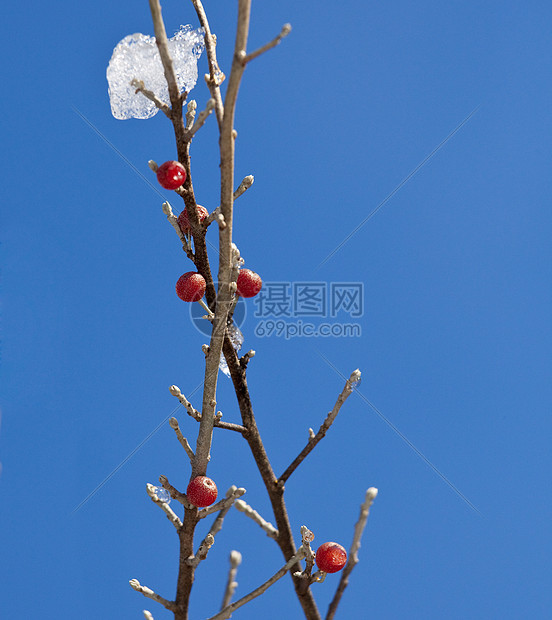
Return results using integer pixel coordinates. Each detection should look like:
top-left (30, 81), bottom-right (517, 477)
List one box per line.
top-left (162, 201), bottom-right (174, 216)
top-left (230, 550), bottom-right (242, 566)
top-left (148, 160), bottom-right (158, 172)
top-left (169, 417), bottom-right (179, 429)
top-left (129, 579), bottom-right (140, 590)
top-left (281, 23), bottom-right (292, 37)
top-left (366, 487), bottom-right (378, 500)
top-left (169, 385), bottom-right (181, 397)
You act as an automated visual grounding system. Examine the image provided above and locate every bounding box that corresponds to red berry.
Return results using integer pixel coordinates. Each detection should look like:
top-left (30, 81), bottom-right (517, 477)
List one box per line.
top-left (157, 160), bottom-right (187, 190)
top-left (177, 205), bottom-right (209, 234)
top-left (315, 542), bottom-right (347, 573)
top-left (236, 269), bottom-right (262, 298)
top-left (187, 475), bottom-right (218, 507)
top-left (176, 272), bottom-right (206, 302)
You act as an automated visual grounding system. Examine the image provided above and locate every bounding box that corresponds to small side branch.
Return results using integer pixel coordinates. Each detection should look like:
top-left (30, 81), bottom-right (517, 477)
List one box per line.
top-left (169, 417), bottom-right (195, 462)
top-left (199, 485), bottom-right (246, 518)
top-left (129, 579), bottom-right (176, 613)
top-left (243, 24), bottom-right (292, 64)
top-left (221, 550), bottom-right (242, 611)
top-left (161, 202), bottom-right (194, 259)
top-left (131, 79), bottom-right (171, 117)
top-left (207, 547), bottom-right (306, 620)
top-left (326, 488), bottom-right (378, 620)
top-left (205, 175), bottom-right (254, 227)
top-left (278, 369), bottom-right (361, 485)
top-left (234, 499), bottom-right (279, 539)
top-left (187, 533), bottom-right (215, 567)
top-left (159, 475), bottom-right (194, 509)
top-left (169, 385), bottom-right (201, 421)
top-left (187, 98), bottom-right (215, 138)
top-left (147, 483), bottom-right (183, 529)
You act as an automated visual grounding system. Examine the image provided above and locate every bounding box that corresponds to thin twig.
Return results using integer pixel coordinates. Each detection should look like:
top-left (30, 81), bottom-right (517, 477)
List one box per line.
top-left (148, 0), bottom-right (182, 110)
top-left (326, 488), bottom-right (378, 620)
top-left (169, 385), bottom-right (202, 421)
top-left (129, 579), bottom-right (177, 612)
top-left (161, 202), bottom-right (195, 260)
top-left (221, 550), bottom-right (242, 610)
top-left (169, 417), bottom-right (195, 462)
top-left (159, 474), bottom-right (194, 509)
top-left (244, 24), bottom-right (292, 64)
top-left (187, 98), bottom-right (215, 138)
top-left (205, 175), bottom-right (254, 227)
top-left (131, 79), bottom-right (171, 117)
top-left (199, 485), bottom-right (246, 518)
top-left (207, 547), bottom-right (307, 620)
top-left (147, 483), bottom-right (183, 529)
top-left (278, 369), bottom-right (361, 485)
top-left (190, 0), bottom-right (225, 128)
top-left (187, 533), bottom-right (215, 567)
top-left (294, 526), bottom-right (316, 581)
top-left (234, 499), bottom-right (279, 539)
top-left (185, 100), bottom-right (197, 129)
top-left (239, 349), bottom-right (256, 369)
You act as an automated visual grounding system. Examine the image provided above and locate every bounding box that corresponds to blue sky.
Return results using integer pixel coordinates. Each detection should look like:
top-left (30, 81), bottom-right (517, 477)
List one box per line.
top-left (1, 1), bottom-right (551, 618)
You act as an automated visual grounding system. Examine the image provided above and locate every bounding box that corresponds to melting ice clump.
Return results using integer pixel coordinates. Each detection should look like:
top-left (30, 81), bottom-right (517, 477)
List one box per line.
top-left (107, 25), bottom-right (205, 120)
top-left (219, 324), bottom-right (244, 378)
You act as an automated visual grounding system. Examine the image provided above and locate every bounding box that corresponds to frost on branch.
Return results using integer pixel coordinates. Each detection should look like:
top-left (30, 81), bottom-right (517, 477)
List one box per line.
top-left (107, 25), bottom-right (205, 119)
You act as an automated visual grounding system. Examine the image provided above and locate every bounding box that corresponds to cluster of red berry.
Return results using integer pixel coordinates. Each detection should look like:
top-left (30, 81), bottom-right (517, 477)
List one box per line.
top-left (157, 161), bottom-right (263, 304)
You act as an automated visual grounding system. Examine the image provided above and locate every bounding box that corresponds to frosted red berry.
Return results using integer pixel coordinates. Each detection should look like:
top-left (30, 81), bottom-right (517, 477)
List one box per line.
top-left (186, 475), bottom-right (218, 507)
top-left (176, 272), bottom-right (206, 302)
top-left (315, 542), bottom-right (347, 573)
top-left (177, 205), bottom-right (209, 234)
top-left (236, 269), bottom-right (262, 298)
top-left (157, 160), bottom-right (187, 190)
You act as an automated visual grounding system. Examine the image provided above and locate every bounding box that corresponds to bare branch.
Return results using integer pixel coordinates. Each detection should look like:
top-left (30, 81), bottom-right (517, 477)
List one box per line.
top-left (131, 79), bottom-right (171, 117)
top-left (159, 474), bottom-right (194, 509)
top-left (326, 488), bottom-right (379, 620)
top-left (294, 526), bottom-right (316, 581)
top-left (207, 547), bottom-right (307, 620)
top-left (221, 550), bottom-right (242, 611)
top-left (148, 0), bottom-right (182, 110)
top-left (234, 499), bottom-right (279, 539)
top-left (278, 369), bottom-right (362, 485)
top-left (169, 385), bottom-right (202, 421)
top-left (129, 579), bottom-right (177, 612)
top-left (214, 418), bottom-right (247, 433)
top-left (192, 0), bottom-right (253, 480)
top-left (244, 23), bottom-right (292, 64)
top-left (147, 483), bottom-right (183, 529)
top-left (190, 0), bottom-right (225, 128)
top-left (169, 417), bottom-right (195, 462)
